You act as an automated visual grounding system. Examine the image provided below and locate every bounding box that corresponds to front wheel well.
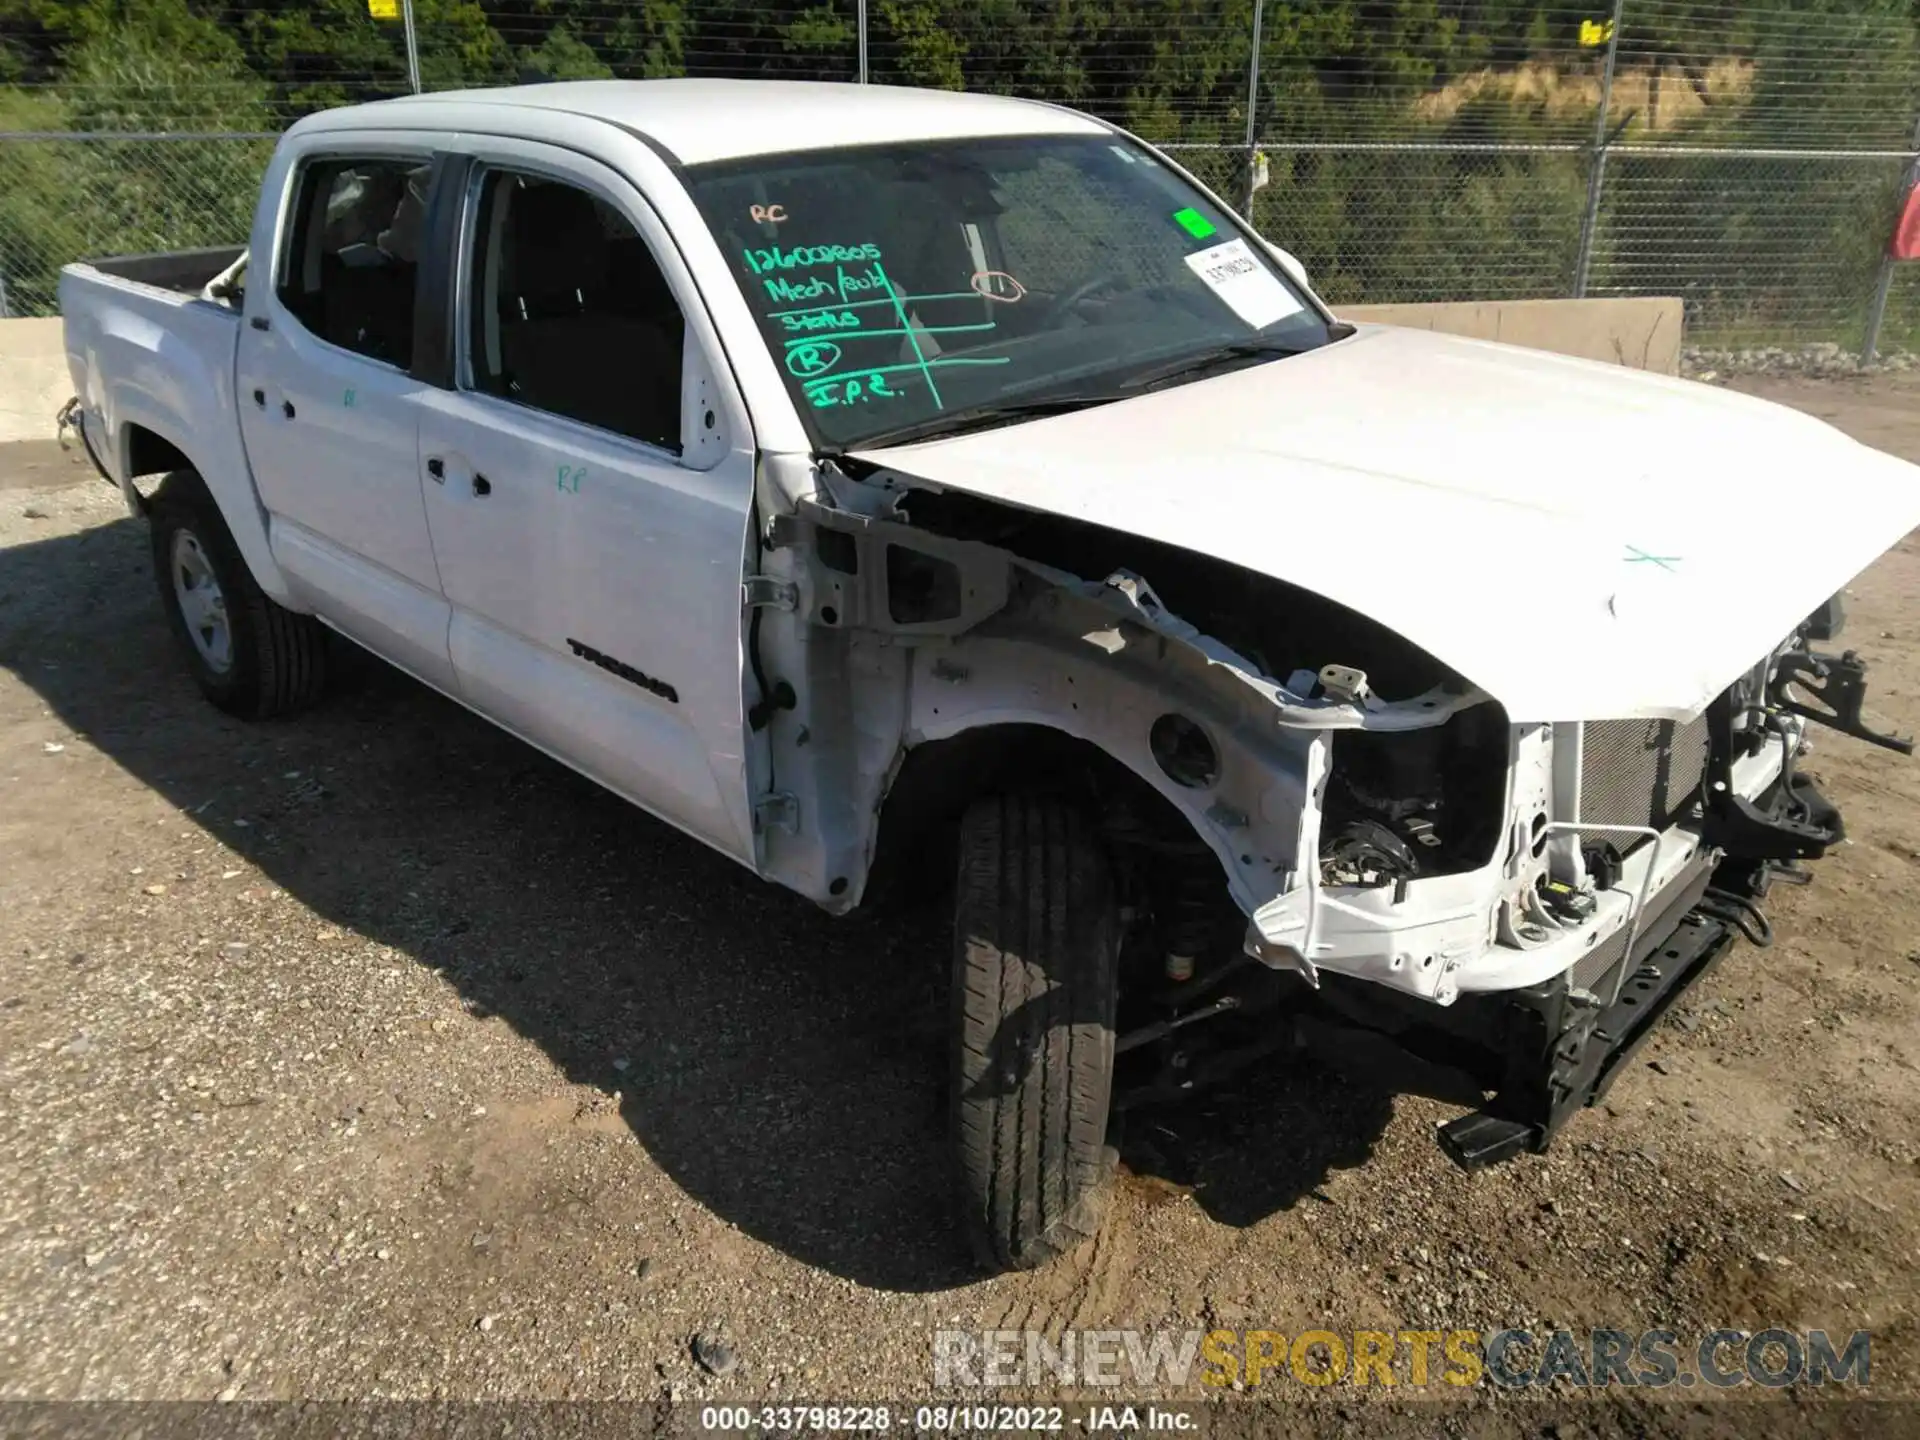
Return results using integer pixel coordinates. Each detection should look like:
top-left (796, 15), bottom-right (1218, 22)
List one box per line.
top-left (866, 723), bottom-right (1230, 920)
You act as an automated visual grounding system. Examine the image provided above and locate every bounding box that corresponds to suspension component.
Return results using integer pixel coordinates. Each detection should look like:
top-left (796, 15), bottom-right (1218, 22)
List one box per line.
top-left (1160, 841), bottom-right (1222, 984)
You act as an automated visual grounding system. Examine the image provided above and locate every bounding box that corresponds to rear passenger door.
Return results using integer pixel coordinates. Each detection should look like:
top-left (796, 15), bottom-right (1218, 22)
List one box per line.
top-left (238, 142), bottom-right (455, 693)
top-left (414, 142), bottom-right (759, 864)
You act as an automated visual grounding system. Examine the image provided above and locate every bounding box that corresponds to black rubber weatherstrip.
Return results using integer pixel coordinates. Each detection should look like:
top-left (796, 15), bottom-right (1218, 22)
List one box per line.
top-left (410, 150), bottom-right (475, 390)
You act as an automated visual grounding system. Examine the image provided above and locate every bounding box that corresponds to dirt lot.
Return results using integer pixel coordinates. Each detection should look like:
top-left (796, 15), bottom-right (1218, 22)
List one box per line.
top-left (1, 374), bottom-right (1917, 1428)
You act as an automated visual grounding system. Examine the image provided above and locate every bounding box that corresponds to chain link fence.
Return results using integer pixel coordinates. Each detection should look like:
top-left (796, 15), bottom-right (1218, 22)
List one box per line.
top-left (3, 1), bottom-right (1917, 354)
top-left (1153, 140), bottom-right (1920, 353)
top-left (0, 133), bottom-right (274, 317)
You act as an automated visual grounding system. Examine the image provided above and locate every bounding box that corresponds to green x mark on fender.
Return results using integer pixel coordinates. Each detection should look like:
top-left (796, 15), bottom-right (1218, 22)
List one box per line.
top-left (1625, 545), bottom-right (1683, 571)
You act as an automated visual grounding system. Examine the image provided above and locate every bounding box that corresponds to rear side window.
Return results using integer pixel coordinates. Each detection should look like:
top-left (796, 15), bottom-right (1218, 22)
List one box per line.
top-left (465, 170), bottom-right (684, 453)
top-left (278, 157), bottom-right (430, 366)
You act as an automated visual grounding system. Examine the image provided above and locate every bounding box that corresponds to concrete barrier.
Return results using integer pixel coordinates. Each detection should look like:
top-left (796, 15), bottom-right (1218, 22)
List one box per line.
top-left (1, 294), bottom-right (1681, 444)
top-left (0, 317), bottom-right (71, 444)
top-left (1339, 296), bottom-right (1684, 374)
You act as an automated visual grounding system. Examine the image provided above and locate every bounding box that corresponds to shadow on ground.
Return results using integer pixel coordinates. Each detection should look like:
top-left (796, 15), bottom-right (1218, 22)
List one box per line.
top-left (0, 509), bottom-right (1394, 1290)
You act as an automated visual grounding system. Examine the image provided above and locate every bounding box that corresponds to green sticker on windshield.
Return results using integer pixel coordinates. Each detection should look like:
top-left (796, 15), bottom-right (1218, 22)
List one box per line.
top-left (1172, 207), bottom-right (1217, 240)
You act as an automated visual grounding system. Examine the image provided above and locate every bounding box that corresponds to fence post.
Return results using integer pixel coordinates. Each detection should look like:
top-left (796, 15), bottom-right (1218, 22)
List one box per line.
top-left (857, 0), bottom-right (869, 83)
top-left (1572, 0), bottom-right (1625, 297)
top-left (1861, 110), bottom-right (1920, 362)
top-left (401, 0), bottom-right (423, 94)
top-left (0, 271), bottom-right (10, 320)
top-left (1242, 0), bottom-right (1265, 219)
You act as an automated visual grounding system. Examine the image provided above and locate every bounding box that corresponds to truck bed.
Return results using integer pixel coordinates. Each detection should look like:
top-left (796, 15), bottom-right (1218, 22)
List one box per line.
top-left (83, 246), bottom-right (246, 298)
top-left (58, 251), bottom-right (269, 594)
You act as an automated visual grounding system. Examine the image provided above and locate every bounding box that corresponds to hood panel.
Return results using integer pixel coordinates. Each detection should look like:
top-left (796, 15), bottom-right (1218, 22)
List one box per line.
top-left (853, 325), bottom-right (1920, 721)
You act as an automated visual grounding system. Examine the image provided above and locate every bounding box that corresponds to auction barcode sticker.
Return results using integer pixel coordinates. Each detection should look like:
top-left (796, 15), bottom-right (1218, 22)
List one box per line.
top-left (1182, 238), bottom-right (1302, 330)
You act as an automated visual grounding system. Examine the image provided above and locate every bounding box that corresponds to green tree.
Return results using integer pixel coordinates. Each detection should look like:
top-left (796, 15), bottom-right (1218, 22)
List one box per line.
top-left (518, 23), bottom-right (614, 80)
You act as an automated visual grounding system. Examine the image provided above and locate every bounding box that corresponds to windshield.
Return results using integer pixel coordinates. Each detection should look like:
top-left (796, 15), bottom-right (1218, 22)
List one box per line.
top-left (684, 134), bottom-right (1330, 451)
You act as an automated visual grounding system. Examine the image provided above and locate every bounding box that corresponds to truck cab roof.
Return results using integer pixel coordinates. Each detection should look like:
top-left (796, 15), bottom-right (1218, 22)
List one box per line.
top-left (291, 78), bottom-right (1109, 166)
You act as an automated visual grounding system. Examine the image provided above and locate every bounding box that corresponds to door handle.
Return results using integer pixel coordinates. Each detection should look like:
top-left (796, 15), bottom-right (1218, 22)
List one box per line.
top-left (472, 473), bottom-right (492, 497)
top-left (426, 457), bottom-right (445, 482)
top-left (282, 400), bottom-right (296, 420)
top-left (252, 389), bottom-right (266, 409)
top-left (249, 315), bottom-right (271, 332)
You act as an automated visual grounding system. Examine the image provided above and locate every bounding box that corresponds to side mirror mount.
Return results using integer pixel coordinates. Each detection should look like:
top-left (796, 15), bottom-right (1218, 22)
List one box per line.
top-left (680, 340), bottom-right (731, 471)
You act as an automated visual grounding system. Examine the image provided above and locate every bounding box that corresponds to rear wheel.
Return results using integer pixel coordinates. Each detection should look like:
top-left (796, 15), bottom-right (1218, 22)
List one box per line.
top-left (951, 792), bottom-right (1120, 1270)
top-left (149, 471), bottom-right (328, 719)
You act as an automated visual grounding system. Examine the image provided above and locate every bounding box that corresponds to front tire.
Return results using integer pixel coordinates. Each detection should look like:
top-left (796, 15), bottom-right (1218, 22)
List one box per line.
top-left (149, 471), bottom-right (327, 719)
top-left (952, 793), bottom-right (1120, 1270)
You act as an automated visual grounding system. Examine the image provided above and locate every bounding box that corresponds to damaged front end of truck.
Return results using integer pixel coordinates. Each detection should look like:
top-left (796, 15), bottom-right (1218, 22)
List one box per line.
top-left (741, 446), bottom-right (1916, 1174)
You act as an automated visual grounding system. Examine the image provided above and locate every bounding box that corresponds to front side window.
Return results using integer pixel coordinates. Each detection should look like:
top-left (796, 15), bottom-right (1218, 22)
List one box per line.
top-left (278, 156), bottom-right (429, 365)
top-left (466, 169), bottom-right (685, 452)
top-left (685, 135), bottom-right (1330, 450)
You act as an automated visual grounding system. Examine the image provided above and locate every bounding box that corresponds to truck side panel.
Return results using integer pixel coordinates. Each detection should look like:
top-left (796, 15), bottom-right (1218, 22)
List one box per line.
top-left (58, 265), bottom-right (299, 608)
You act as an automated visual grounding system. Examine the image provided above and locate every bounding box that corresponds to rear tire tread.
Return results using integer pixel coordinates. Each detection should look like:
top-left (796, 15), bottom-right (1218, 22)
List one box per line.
top-left (149, 470), bottom-right (327, 719)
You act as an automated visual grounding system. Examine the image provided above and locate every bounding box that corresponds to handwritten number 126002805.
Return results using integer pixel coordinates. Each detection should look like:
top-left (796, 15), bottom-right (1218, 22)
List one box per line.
top-left (742, 238), bottom-right (1014, 412)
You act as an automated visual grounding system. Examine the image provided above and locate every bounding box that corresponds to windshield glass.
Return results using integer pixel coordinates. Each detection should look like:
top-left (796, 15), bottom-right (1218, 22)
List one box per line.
top-left (684, 134), bottom-right (1329, 450)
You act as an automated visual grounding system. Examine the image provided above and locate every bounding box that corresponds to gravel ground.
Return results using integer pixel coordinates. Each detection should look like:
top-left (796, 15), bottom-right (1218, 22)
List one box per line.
top-left (1, 374), bottom-right (1917, 1429)
top-left (1681, 344), bottom-right (1918, 383)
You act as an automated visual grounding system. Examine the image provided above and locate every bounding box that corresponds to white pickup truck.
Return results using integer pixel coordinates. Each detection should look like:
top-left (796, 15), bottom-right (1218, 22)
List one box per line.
top-left (61, 78), bottom-right (1919, 1271)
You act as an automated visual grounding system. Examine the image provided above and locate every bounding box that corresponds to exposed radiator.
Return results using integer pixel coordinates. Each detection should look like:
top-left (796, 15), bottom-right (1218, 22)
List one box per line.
top-left (1579, 715), bottom-right (1712, 834)
top-left (1571, 927), bottom-right (1631, 997)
